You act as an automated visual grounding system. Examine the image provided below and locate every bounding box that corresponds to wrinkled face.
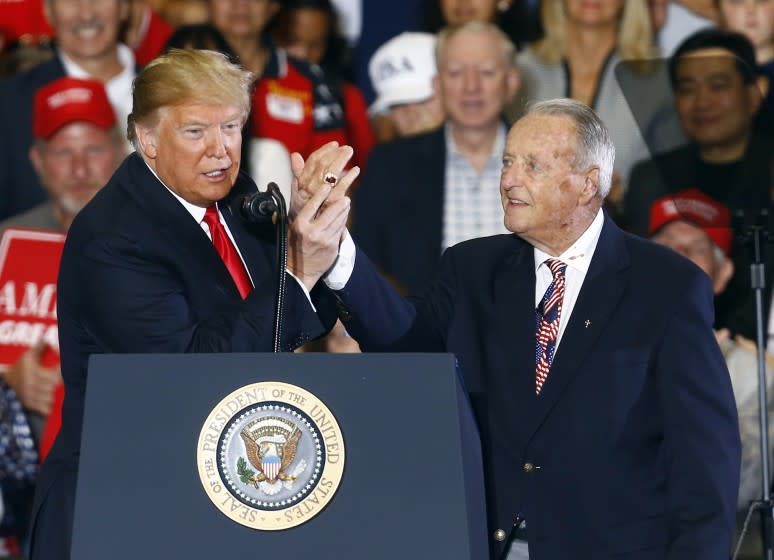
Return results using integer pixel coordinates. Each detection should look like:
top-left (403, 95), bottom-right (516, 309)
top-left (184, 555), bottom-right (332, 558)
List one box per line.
top-left (719, 0), bottom-right (774, 51)
top-left (209, 0), bottom-right (278, 41)
top-left (279, 7), bottom-right (328, 65)
top-left (46, 0), bottom-right (128, 63)
top-left (436, 28), bottom-right (518, 130)
top-left (500, 114), bottom-right (592, 253)
top-left (651, 220), bottom-right (718, 279)
top-left (565, 0), bottom-right (625, 27)
top-left (140, 103), bottom-right (244, 207)
top-left (439, 0), bottom-right (500, 25)
top-left (674, 48), bottom-right (759, 151)
top-left (30, 122), bottom-right (122, 219)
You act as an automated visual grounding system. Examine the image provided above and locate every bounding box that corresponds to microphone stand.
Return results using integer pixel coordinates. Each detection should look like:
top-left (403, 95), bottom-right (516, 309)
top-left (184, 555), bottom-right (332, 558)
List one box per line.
top-left (733, 209), bottom-right (774, 560)
top-left (237, 182), bottom-right (288, 352)
top-left (267, 182), bottom-right (288, 353)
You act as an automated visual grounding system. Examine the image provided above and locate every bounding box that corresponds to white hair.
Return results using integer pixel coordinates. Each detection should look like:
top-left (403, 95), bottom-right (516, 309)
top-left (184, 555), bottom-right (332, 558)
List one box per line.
top-left (524, 98), bottom-right (615, 199)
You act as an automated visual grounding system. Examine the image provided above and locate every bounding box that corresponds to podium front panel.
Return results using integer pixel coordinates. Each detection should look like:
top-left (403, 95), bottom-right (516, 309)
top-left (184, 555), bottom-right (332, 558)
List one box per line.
top-left (71, 353), bottom-right (488, 559)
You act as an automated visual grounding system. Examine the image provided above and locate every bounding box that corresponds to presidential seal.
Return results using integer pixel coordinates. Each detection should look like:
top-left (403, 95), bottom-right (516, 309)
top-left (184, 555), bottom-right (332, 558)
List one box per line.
top-left (196, 382), bottom-right (345, 530)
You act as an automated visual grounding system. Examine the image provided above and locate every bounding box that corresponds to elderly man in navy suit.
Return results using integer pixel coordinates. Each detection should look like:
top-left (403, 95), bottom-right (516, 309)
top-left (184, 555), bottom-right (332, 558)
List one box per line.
top-left (295, 98), bottom-right (742, 559)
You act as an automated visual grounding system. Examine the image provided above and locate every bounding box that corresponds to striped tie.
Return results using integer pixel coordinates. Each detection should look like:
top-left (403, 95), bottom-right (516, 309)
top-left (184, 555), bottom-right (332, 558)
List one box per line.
top-left (535, 259), bottom-right (567, 394)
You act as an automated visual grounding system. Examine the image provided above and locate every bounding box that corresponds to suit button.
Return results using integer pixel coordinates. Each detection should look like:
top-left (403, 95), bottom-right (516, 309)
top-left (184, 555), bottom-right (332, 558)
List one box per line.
top-left (494, 529), bottom-right (507, 542)
top-left (523, 462), bottom-right (535, 473)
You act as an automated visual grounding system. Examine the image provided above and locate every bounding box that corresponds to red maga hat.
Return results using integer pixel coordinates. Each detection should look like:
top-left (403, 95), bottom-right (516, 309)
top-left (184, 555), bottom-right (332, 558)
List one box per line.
top-left (32, 77), bottom-right (116, 140)
top-left (648, 188), bottom-right (733, 255)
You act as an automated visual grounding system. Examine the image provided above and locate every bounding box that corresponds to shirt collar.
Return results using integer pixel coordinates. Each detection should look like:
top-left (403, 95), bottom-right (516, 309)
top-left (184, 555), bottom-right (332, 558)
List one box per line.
top-left (143, 159), bottom-right (208, 224)
top-left (534, 208), bottom-right (604, 275)
top-left (59, 43), bottom-right (135, 83)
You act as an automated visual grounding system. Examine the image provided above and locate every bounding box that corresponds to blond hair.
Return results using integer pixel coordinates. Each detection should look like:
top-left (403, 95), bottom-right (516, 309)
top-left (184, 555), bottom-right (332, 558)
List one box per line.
top-left (436, 21), bottom-right (517, 69)
top-left (533, 0), bottom-right (655, 64)
top-left (127, 49), bottom-right (254, 150)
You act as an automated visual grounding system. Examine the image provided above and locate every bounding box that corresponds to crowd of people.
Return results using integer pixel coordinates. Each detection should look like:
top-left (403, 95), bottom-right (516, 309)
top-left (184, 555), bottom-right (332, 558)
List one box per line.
top-left (1, 0), bottom-right (774, 559)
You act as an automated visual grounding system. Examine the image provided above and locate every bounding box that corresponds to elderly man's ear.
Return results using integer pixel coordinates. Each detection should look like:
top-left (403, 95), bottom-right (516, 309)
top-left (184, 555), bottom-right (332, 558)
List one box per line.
top-left (579, 167), bottom-right (601, 205)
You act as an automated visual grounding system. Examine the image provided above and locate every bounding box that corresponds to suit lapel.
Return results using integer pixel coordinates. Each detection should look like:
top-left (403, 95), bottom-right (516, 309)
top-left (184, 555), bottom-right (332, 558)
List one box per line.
top-left (522, 216), bottom-right (630, 440)
top-left (493, 237), bottom-right (538, 399)
top-left (119, 153), bottom-right (244, 298)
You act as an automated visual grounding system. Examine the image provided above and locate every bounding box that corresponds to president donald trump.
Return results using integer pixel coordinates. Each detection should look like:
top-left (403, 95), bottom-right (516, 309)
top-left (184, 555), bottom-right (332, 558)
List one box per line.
top-left (295, 98), bottom-right (741, 559)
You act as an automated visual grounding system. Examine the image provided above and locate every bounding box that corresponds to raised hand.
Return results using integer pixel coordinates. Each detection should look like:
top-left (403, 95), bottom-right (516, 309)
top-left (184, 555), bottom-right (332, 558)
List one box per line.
top-left (286, 141), bottom-right (361, 290)
top-left (4, 341), bottom-right (63, 416)
top-left (289, 141), bottom-right (359, 221)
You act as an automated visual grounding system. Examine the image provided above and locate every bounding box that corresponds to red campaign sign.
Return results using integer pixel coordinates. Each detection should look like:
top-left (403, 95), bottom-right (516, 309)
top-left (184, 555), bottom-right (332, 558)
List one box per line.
top-left (0, 227), bottom-right (65, 371)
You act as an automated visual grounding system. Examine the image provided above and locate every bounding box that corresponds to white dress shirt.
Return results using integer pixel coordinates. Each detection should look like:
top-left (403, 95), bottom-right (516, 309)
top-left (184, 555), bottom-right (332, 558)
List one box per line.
top-left (533, 209), bottom-right (604, 350)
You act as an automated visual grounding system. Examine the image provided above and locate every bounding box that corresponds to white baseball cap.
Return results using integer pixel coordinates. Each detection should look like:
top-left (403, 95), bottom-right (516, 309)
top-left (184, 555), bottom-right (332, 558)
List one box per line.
top-left (368, 32), bottom-right (437, 115)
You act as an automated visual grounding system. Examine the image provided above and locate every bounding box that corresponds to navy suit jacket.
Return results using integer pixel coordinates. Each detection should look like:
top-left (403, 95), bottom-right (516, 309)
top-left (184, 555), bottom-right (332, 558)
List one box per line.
top-left (28, 153), bottom-right (336, 560)
top-left (334, 214), bottom-right (741, 559)
top-left (352, 127), bottom-right (445, 295)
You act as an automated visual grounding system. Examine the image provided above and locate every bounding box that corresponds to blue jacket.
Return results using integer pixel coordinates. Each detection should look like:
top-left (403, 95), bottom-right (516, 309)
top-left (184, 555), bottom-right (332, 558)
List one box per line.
top-left (336, 214), bottom-right (741, 559)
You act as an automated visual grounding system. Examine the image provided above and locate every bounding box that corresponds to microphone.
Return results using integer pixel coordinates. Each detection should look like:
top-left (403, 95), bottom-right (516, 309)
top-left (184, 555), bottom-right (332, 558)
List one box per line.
top-left (240, 188), bottom-right (278, 223)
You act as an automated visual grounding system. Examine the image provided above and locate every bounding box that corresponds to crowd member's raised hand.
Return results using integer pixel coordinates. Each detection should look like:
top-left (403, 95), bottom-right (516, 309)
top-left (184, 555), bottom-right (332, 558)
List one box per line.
top-left (4, 341), bottom-right (62, 416)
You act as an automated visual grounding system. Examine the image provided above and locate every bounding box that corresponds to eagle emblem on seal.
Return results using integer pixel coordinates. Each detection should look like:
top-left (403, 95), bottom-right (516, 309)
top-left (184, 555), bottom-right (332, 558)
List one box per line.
top-left (237, 415), bottom-right (307, 496)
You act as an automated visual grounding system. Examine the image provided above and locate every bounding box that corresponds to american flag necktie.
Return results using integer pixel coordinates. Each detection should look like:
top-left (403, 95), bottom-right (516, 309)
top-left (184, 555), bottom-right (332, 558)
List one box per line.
top-left (535, 259), bottom-right (567, 394)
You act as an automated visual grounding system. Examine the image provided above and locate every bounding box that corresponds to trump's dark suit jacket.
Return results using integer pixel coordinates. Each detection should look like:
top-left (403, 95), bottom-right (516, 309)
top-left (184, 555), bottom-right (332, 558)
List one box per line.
top-left (334, 214), bottom-right (741, 559)
top-left (28, 153), bottom-right (335, 560)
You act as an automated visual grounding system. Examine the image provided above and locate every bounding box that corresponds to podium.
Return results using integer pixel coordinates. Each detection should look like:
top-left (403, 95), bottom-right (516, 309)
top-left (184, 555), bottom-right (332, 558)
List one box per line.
top-left (71, 353), bottom-right (488, 559)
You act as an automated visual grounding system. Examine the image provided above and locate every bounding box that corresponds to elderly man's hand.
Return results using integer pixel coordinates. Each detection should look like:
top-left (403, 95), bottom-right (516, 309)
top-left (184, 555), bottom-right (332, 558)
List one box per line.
top-left (4, 341), bottom-right (63, 416)
top-left (289, 142), bottom-right (359, 221)
top-left (286, 142), bottom-right (360, 290)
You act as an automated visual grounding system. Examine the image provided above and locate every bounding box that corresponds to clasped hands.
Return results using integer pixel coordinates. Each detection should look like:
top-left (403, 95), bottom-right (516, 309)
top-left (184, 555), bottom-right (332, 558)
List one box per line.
top-left (287, 142), bottom-right (359, 291)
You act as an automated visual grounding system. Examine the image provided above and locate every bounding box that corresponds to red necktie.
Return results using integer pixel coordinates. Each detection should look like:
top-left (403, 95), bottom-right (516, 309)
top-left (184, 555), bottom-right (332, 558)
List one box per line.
top-left (202, 205), bottom-right (253, 299)
top-left (535, 259), bottom-right (567, 394)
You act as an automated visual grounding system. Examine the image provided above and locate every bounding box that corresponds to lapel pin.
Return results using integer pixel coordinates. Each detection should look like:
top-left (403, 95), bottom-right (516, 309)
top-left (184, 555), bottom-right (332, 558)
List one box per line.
top-left (584, 319), bottom-right (591, 329)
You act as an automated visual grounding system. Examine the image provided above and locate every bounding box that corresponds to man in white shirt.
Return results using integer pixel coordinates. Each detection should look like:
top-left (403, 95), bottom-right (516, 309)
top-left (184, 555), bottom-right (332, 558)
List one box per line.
top-left (352, 21), bottom-right (519, 296)
top-left (0, 0), bottom-right (135, 221)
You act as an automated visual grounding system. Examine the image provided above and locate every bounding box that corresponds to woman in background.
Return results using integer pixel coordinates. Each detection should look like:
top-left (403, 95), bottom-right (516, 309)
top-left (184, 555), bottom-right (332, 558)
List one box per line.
top-left (268, 0), bottom-right (374, 168)
top-left (510, 0), bottom-right (660, 215)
